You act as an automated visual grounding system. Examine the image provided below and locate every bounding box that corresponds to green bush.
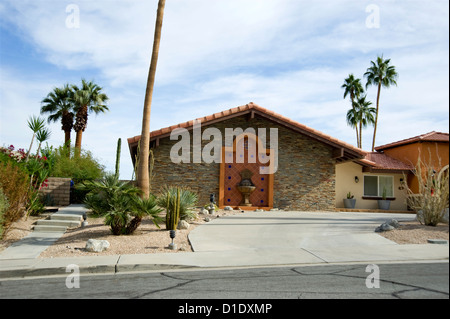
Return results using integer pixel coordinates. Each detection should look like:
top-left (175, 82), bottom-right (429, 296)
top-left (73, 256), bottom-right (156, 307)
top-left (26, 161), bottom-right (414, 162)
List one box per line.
top-left (80, 174), bottom-right (162, 235)
top-left (48, 145), bottom-right (105, 182)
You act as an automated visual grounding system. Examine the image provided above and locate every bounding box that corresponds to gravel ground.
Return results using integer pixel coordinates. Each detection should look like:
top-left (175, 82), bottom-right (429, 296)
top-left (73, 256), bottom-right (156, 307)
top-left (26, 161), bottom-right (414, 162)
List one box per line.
top-left (1, 210), bottom-right (448, 258)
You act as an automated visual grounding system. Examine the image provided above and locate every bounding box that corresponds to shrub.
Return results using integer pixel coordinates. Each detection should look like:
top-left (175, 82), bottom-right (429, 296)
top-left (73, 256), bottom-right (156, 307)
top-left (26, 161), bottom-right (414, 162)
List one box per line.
top-left (0, 160), bottom-right (30, 235)
top-left (405, 153), bottom-right (449, 226)
top-left (80, 174), bottom-right (162, 235)
top-left (0, 186), bottom-right (10, 238)
top-left (157, 186), bottom-right (198, 225)
top-left (49, 145), bottom-right (105, 182)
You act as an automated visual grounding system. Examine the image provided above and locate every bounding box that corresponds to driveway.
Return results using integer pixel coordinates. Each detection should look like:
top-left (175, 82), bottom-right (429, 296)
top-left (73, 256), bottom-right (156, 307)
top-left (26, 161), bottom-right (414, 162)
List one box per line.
top-left (188, 211), bottom-right (449, 264)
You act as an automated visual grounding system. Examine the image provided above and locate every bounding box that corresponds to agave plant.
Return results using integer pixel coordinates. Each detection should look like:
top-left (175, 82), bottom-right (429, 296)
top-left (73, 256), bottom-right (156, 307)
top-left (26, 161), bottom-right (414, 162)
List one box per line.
top-left (156, 186), bottom-right (198, 224)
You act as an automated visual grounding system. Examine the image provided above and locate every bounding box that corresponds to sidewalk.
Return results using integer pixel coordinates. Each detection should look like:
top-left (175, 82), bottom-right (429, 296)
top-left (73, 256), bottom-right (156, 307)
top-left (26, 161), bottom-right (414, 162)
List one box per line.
top-left (0, 207), bottom-right (448, 279)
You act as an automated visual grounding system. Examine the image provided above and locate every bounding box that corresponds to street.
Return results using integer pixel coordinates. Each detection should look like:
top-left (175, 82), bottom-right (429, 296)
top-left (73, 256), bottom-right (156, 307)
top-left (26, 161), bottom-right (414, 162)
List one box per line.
top-left (0, 262), bottom-right (448, 299)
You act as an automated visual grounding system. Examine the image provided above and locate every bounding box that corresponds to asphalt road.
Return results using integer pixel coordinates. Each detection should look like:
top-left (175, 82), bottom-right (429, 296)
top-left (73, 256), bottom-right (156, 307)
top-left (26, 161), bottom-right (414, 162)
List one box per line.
top-left (0, 262), bottom-right (448, 300)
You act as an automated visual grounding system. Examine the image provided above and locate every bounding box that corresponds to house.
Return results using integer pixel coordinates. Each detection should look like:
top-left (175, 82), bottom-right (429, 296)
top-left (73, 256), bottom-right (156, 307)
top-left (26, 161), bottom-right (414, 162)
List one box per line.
top-left (128, 103), bottom-right (366, 211)
top-left (335, 131), bottom-right (449, 211)
top-left (128, 103), bottom-right (448, 212)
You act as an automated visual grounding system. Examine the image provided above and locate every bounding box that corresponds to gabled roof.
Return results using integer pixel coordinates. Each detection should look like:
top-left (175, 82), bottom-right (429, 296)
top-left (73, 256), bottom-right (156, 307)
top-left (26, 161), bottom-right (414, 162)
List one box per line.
top-left (127, 102), bottom-right (366, 162)
top-left (356, 152), bottom-right (414, 172)
top-left (375, 131), bottom-right (449, 151)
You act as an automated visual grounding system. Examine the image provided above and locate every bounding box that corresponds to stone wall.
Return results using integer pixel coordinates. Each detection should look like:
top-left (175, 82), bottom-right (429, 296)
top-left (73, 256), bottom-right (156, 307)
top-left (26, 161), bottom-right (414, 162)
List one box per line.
top-left (39, 177), bottom-right (71, 206)
top-left (149, 115), bottom-right (336, 211)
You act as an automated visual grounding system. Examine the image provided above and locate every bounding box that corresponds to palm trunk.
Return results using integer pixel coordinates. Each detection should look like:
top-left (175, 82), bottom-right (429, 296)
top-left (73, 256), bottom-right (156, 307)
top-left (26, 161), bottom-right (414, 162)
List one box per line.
top-left (137, 0), bottom-right (166, 199)
top-left (74, 130), bottom-right (83, 157)
top-left (372, 82), bottom-right (382, 151)
top-left (64, 130), bottom-right (71, 156)
top-left (359, 121), bottom-right (363, 149)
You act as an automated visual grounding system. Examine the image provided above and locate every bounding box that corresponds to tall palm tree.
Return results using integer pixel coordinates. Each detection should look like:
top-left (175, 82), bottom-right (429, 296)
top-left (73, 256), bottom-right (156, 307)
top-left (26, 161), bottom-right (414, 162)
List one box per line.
top-left (137, 0), bottom-right (166, 199)
top-left (364, 55), bottom-right (398, 151)
top-left (72, 79), bottom-right (109, 155)
top-left (342, 74), bottom-right (364, 148)
top-left (353, 95), bottom-right (376, 149)
top-left (41, 84), bottom-right (75, 152)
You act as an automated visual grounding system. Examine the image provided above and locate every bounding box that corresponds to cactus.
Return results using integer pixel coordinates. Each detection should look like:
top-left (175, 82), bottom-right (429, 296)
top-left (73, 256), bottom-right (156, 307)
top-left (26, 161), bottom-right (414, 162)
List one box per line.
top-left (115, 138), bottom-right (121, 178)
top-left (166, 187), bottom-right (181, 230)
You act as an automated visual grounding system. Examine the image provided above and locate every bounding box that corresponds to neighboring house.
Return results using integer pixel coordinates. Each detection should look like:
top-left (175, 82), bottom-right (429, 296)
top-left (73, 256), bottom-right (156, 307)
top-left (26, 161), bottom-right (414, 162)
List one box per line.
top-left (335, 131), bottom-right (449, 211)
top-left (128, 103), bottom-right (366, 211)
top-left (375, 131), bottom-right (449, 194)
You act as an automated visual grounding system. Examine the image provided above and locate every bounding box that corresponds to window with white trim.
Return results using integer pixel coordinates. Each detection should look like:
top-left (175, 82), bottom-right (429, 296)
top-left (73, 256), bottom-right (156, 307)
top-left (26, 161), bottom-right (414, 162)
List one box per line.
top-left (363, 175), bottom-right (394, 197)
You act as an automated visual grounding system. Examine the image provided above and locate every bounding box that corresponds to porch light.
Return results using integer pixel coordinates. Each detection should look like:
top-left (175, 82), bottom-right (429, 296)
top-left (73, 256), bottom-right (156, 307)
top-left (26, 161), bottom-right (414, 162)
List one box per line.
top-left (355, 176), bottom-right (359, 183)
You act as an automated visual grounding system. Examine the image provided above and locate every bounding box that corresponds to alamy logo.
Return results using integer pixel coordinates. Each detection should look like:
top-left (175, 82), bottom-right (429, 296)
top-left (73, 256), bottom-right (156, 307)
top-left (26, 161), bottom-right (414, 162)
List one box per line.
top-left (169, 120), bottom-right (279, 174)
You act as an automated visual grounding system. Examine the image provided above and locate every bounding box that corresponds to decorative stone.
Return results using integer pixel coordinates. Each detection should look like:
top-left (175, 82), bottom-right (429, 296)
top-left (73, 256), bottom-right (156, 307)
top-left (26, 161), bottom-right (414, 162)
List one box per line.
top-left (386, 219), bottom-right (400, 228)
top-left (375, 223), bottom-right (394, 232)
top-left (85, 239), bottom-right (110, 252)
top-left (204, 217), bottom-right (210, 222)
top-left (224, 206), bottom-right (233, 211)
top-left (178, 220), bottom-right (190, 230)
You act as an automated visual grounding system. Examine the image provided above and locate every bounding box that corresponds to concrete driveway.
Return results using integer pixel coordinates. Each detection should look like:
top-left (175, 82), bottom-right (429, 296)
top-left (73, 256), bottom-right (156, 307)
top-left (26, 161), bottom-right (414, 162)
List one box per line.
top-left (188, 211), bottom-right (449, 265)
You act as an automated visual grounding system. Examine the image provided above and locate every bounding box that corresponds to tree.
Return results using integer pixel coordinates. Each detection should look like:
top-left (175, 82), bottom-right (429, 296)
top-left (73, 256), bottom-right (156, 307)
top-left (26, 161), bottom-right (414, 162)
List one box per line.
top-left (364, 55), bottom-right (398, 151)
top-left (41, 84), bottom-right (74, 153)
top-left (342, 74), bottom-right (364, 148)
top-left (353, 95), bottom-right (376, 149)
top-left (35, 127), bottom-right (51, 155)
top-left (136, 0), bottom-right (166, 199)
top-left (25, 115), bottom-right (45, 160)
top-left (72, 79), bottom-right (109, 155)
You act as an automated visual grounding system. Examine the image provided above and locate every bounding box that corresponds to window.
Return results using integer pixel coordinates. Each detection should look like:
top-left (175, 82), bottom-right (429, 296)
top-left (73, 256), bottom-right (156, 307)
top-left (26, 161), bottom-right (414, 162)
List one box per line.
top-left (363, 175), bottom-right (394, 197)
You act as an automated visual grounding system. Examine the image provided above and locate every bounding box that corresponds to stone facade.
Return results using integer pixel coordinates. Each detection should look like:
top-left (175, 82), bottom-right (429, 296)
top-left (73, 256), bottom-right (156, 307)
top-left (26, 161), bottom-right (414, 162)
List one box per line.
top-left (39, 177), bottom-right (71, 206)
top-left (149, 115), bottom-right (336, 211)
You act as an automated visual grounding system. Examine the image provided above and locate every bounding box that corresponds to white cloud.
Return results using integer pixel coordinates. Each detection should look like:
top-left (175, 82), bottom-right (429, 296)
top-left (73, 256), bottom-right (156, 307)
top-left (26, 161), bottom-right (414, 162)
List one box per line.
top-left (0, 0), bottom-right (448, 178)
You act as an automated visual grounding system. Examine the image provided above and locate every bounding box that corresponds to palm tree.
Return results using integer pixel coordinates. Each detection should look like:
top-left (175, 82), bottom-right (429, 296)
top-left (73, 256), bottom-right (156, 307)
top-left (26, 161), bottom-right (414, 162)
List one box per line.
top-left (137, 0), bottom-right (166, 199)
top-left (72, 79), bottom-right (109, 155)
top-left (364, 55), bottom-right (398, 151)
top-left (342, 74), bottom-right (364, 148)
top-left (41, 84), bottom-right (75, 153)
top-left (353, 95), bottom-right (376, 149)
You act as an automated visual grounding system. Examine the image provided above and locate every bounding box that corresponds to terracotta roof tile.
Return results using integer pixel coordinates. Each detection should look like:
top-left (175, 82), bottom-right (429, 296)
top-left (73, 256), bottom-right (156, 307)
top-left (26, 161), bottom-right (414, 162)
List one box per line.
top-left (359, 152), bottom-right (413, 171)
top-left (128, 102), bottom-right (366, 157)
top-left (375, 131), bottom-right (449, 151)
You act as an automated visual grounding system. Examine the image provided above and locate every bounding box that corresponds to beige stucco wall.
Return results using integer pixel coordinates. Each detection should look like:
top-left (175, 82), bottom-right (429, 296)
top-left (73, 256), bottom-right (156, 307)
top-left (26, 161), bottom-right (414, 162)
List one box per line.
top-left (335, 161), bottom-right (409, 211)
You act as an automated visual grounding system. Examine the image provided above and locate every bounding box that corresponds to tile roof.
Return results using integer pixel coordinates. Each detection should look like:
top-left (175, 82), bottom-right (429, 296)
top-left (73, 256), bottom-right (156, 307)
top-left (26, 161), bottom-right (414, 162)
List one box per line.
top-left (357, 152), bottom-right (414, 171)
top-left (375, 131), bottom-right (449, 151)
top-left (127, 102), bottom-right (366, 159)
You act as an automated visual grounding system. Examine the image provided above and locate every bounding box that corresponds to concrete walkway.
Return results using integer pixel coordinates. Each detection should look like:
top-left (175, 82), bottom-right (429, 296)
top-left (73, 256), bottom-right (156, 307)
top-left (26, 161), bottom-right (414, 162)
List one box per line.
top-left (0, 208), bottom-right (448, 279)
top-left (0, 205), bottom-right (86, 260)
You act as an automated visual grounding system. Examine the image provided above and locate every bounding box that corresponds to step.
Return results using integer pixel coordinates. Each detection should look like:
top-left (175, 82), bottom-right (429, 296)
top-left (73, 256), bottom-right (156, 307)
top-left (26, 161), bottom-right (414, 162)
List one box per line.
top-left (36, 219), bottom-right (81, 228)
top-left (33, 225), bottom-right (67, 232)
top-left (50, 213), bottom-right (83, 221)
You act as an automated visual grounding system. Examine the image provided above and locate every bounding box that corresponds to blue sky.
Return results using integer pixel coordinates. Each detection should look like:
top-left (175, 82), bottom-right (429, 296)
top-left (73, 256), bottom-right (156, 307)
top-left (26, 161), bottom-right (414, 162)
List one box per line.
top-left (0, 0), bottom-right (448, 180)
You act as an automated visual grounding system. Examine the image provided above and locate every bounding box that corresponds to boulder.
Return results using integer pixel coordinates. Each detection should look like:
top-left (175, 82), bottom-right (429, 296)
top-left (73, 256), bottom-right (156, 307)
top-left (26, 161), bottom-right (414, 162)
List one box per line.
top-left (85, 239), bottom-right (110, 252)
top-left (375, 223), bottom-right (394, 232)
top-left (224, 206), bottom-right (233, 211)
top-left (178, 220), bottom-right (190, 230)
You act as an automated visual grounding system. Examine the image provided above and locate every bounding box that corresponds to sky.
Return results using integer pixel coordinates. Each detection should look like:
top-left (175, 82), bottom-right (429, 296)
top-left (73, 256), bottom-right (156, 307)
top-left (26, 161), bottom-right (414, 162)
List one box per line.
top-left (0, 0), bottom-right (448, 180)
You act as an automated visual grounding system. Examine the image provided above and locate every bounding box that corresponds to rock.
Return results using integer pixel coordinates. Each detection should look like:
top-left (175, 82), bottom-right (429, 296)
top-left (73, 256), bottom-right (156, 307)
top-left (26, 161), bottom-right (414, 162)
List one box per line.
top-left (85, 239), bottom-right (110, 252)
top-left (224, 206), bottom-right (233, 211)
top-left (199, 207), bottom-right (207, 214)
top-left (204, 217), bottom-right (211, 222)
top-left (178, 220), bottom-right (190, 230)
top-left (375, 223), bottom-right (394, 232)
top-left (386, 219), bottom-right (400, 228)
